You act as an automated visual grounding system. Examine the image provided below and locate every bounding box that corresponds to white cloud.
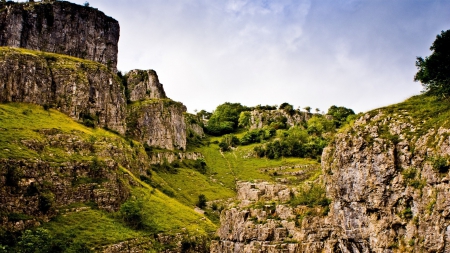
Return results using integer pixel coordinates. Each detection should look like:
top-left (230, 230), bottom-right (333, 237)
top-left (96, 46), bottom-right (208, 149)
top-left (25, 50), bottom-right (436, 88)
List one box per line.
top-left (64, 0), bottom-right (450, 113)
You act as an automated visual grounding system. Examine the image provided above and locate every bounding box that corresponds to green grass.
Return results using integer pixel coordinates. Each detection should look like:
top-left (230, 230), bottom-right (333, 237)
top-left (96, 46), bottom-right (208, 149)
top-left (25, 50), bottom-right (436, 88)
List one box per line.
top-left (192, 136), bottom-right (321, 190)
top-left (120, 167), bottom-right (217, 235)
top-left (0, 103), bottom-right (118, 161)
top-left (158, 168), bottom-right (235, 206)
top-left (42, 208), bottom-right (145, 249)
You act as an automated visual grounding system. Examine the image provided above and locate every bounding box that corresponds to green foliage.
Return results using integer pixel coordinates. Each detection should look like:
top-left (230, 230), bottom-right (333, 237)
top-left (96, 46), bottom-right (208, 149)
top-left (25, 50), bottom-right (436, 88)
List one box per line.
top-left (431, 155), bottom-right (449, 173)
top-left (16, 228), bottom-right (53, 253)
top-left (38, 192), bottom-right (54, 214)
top-left (240, 127), bottom-right (275, 145)
top-left (219, 134), bottom-right (240, 151)
top-left (326, 105), bottom-right (355, 128)
top-left (197, 194), bottom-right (207, 209)
top-left (120, 200), bottom-right (144, 229)
top-left (254, 125), bottom-right (328, 160)
top-left (290, 184), bottom-right (330, 208)
top-left (205, 102), bottom-right (250, 135)
top-left (400, 207), bottom-right (413, 220)
top-left (79, 112), bottom-right (98, 128)
top-left (279, 102), bottom-right (294, 115)
top-left (238, 111), bottom-right (251, 128)
top-left (415, 30), bottom-right (450, 98)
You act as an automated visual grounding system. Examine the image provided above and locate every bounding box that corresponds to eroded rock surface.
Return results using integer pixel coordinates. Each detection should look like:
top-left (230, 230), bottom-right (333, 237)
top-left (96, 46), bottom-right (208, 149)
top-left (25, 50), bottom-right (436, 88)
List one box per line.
top-left (0, 1), bottom-right (119, 69)
top-left (0, 47), bottom-right (127, 134)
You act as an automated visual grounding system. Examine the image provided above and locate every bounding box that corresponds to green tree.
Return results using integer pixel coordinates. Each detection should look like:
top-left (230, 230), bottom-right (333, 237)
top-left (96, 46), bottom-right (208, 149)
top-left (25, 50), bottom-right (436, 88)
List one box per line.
top-left (205, 102), bottom-right (249, 135)
top-left (327, 105), bottom-right (355, 127)
top-left (238, 111), bottom-right (251, 128)
top-left (415, 30), bottom-right (450, 98)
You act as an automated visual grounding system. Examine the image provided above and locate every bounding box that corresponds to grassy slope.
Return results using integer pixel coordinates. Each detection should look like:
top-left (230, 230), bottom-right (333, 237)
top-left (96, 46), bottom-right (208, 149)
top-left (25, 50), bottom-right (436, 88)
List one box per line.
top-left (0, 103), bottom-right (215, 249)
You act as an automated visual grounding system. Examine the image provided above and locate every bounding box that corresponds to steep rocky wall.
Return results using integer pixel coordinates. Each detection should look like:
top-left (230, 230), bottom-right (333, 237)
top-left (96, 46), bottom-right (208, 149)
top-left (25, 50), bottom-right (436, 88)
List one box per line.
top-left (211, 181), bottom-right (336, 253)
top-left (126, 69), bottom-right (167, 102)
top-left (0, 47), bottom-right (127, 134)
top-left (0, 1), bottom-right (119, 69)
top-left (0, 159), bottom-right (130, 232)
top-left (321, 109), bottom-right (450, 252)
top-left (249, 109), bottom-right (310, 129)
top-left (127, 99), bottom-right (187, 151)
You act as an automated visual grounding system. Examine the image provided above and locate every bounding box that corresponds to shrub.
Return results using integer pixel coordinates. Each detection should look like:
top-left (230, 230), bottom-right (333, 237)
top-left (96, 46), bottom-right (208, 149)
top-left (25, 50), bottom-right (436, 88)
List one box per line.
top-left (38, 192), bottom-right (54, 214)
top-left (290, 184), bottom-right (330, 208)
top-left (431, 156), bottom-right (449, 173)
top-left (197, 194), bottom-right (207, 209)
top-left (120, 200), bottom-right (144, 229)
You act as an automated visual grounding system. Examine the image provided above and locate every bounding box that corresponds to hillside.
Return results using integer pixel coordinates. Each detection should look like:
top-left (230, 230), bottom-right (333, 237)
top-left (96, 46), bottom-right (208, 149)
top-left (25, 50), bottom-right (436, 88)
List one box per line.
top-left (1, 1), bottom-right (449, 253)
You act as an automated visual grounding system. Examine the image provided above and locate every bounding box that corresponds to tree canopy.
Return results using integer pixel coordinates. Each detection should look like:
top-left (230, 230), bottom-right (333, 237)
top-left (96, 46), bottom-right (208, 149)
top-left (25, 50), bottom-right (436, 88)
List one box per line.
top-left (415, 30), bottom-right (450, 98)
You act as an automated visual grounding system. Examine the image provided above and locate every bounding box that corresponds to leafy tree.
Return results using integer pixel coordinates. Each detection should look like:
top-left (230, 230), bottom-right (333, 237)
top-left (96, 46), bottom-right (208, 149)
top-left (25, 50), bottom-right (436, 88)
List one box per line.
top-left (303, 106), bottom-right (311, 113)
top-left (415, 30), bottom-right (450, 98)
top-left (327, 105), bottom-right (355, 127)
top-left (205, 103), bottom-right (250, 135)
top-left (238, 111), bottom-right (251, 128)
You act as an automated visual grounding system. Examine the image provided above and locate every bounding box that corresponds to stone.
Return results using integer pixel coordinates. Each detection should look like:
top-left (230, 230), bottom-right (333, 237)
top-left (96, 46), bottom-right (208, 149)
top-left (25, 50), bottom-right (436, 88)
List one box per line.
top-left (0, 1), bottom-right (119, 70)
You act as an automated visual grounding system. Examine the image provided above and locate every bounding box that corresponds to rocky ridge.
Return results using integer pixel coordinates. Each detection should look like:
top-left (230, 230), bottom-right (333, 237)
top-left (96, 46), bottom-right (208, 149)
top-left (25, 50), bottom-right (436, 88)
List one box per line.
top-left (0, 1), bottom-right (120, 69)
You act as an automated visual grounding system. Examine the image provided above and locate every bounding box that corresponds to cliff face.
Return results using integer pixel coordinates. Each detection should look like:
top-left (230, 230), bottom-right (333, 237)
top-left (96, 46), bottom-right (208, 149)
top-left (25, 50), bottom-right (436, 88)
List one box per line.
top-left (249, 109), bottom-right (310, 130)
top-left (127, 99), bottom-right (187, 151)
top-left (126, 69), bottom-right (167, 102)
top-left (214, 96), bottom-right (450, 252)
top-left (0, 47), bottom-right (127, 134)
top-left (0, 1), bottom-right (119, 69)
top-left (321, 96), bottom-right (450, 252)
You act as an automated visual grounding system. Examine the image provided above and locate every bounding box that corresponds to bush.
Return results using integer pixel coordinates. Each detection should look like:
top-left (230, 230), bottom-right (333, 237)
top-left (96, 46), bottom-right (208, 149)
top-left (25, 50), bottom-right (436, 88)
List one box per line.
top-left (290, 184), bottom-right (330, 208)
top-left (197, 194), bottom-right (207, 209)
top-left (120, 200), bottom-right (144, 229)
top-left (431, 156), bottom-right (449, 173)
top-left (219, 134), bottom-right (240, 152)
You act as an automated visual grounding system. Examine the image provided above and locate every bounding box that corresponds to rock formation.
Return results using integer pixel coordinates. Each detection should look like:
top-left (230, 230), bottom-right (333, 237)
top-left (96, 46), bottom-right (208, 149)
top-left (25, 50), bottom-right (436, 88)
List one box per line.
top-left (0, 1), bottom-right (119, 69)
top-left (126, 69), bottom-right (167, 102)
top-left (0, 47), bottom-right (127, 134)
top-left (321, 106), bottom-right (450, 252)
top-left (214, 96), bottom-right (450, 252)
top-left (249, 109), bottom-right (310, 130)
top-left (126, 99), bottom-right (187, 151)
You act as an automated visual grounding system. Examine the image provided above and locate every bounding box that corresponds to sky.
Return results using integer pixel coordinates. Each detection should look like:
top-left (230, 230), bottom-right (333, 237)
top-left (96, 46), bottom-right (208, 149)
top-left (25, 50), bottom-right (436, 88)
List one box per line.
top-left (67, 0), bottom-right (449, 114)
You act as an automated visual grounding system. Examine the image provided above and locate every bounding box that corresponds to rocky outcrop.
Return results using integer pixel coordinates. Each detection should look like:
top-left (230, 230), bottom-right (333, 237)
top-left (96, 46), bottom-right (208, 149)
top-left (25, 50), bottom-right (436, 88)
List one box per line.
top-left (211, 181), bottom-right (335, 253)
top-left (321, 107), bottom-right (450, 252)
top-left (127, 99), bottom-right (187, 151)
top-left (0, 159), bottom-right (130, 232)
top-left (0, 1), bottom-right (119, 69)
top-left (148, 152), bottom-right (204, 165)
top-left (249, 109), bottom-right (310, 130)
top-left (0, 47), bottom-right (127, 134)
top-left (214, 96), bottom-right (450, 252)
top-left (126, 69), bottom-right (166, 102)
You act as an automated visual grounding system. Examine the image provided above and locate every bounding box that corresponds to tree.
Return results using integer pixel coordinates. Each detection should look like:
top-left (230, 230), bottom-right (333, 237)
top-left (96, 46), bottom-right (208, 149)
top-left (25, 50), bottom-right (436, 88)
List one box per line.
top-left (415, 30), bottom-right (450, 98)
top-left (327, 105), bottom-right (355, 127)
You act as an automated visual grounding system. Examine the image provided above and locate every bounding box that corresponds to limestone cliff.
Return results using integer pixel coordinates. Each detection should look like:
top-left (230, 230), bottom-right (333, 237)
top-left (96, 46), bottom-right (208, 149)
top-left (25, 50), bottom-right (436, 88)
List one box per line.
top-left (321, 95), bottom-right (450, 252)
top-left (213, 95), bottom-right (450, 252)
top-left (248, 109), bottom-right (310, 130)
top-left (127, 99), bottom-right (187, 151)
top-left (0, 47), bottom-right (127, 134)
top-left (0, 1), bottom-right (119, 69)
top-left (126, 69), bottom-right (167, 102)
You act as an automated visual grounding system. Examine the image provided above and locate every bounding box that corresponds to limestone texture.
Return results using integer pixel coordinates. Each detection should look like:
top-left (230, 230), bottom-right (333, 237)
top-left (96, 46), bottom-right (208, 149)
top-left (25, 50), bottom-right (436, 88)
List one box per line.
top-left (0, 47), bottom-right (127, 134)
top-left (214, 104), bottom-right (450, 252)
top-left (0, 1), bottom-right (119, 69)
top-left (126, 69), bottom-right (167, 102)
top-left (127, 100), bottom-right (187, 151)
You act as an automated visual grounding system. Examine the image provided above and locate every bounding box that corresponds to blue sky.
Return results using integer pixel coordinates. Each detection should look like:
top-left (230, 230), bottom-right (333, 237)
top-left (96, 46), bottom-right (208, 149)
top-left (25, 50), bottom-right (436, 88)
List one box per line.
top-left (67, 0), bottom-right (450, 113)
